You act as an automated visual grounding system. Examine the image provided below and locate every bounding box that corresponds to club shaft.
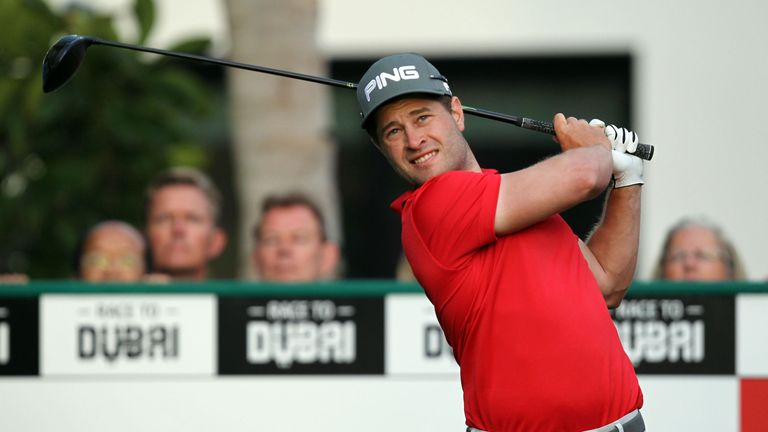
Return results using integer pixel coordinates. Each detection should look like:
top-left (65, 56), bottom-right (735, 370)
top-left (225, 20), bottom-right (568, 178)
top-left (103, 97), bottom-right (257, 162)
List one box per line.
top-left (86, 37), bottom-right (653, 160)
top-left (91, 38), bottom-right (357, 90)
top-left (462, 105), bottom-right (654, 161)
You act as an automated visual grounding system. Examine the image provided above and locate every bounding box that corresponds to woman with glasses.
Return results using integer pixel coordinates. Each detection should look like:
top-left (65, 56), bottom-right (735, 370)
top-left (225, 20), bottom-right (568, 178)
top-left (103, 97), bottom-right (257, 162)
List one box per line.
top-left (654, 217), bottom-right (746, 281)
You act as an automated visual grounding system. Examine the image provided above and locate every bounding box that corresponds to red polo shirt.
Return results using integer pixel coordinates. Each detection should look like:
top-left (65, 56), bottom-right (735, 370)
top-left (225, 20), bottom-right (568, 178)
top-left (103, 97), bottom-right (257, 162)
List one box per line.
top-left (392, 169), bottom-right (642, 431)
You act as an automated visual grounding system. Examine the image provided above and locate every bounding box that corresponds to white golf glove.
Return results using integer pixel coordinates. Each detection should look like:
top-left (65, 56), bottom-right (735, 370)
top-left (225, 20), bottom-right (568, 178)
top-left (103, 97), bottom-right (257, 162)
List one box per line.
top-left (590, 119), bottom-right (644, 188)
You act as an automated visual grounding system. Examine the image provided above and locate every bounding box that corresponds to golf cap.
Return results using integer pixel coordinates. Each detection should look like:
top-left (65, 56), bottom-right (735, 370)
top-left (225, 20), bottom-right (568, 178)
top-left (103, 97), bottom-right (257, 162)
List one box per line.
top-left (357, 53), bottom-right (452, 128)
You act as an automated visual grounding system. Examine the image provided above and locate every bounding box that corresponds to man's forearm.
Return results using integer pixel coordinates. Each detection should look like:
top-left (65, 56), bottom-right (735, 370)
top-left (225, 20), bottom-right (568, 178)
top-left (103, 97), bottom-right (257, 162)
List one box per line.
top-left (586, 185), bottom-right (642, 306)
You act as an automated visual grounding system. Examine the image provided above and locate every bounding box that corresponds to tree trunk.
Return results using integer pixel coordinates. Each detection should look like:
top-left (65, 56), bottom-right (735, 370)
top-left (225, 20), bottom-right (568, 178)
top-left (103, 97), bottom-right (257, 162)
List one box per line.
top-left (224, 0), bottom-right (340, 278)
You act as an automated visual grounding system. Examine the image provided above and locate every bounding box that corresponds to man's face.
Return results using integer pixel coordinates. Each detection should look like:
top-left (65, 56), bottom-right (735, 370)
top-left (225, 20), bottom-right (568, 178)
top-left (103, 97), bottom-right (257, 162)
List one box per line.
top-left (146, 185), bottom-right (223, 278)
top-left (662, 226), bottom-right (731, 281)
top-left (80, 226), bottom-right (145, 282)
top-left (252, 205), bottom-right (335, 282)
top-left (374, 96), bottom-right (473, 185)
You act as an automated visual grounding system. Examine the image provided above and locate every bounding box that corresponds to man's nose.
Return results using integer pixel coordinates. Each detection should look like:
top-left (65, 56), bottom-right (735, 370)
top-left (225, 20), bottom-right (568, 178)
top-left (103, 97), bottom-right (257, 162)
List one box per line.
top-left (103, 265), bottom-right (120, 279)
top-left (682, 253), bottom-right (699, 269)
top-left (405, 126), bottom-right (426, 149)
top-left (171, 219), bottom-right (187, 235)
top-left (276, 240), bottom-right (294, 256)
top-left (100, 258), bottom-right (123, 278)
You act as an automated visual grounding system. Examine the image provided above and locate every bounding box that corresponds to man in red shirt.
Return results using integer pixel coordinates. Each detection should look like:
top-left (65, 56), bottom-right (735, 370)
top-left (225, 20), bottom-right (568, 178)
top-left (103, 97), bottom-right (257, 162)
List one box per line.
top-left (356, 54), bottom-right (646, 431)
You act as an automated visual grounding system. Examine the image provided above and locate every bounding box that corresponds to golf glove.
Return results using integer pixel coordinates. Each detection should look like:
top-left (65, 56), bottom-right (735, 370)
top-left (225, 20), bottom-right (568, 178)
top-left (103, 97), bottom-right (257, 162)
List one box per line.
top-left (590, 119), bottom-right (644, 188)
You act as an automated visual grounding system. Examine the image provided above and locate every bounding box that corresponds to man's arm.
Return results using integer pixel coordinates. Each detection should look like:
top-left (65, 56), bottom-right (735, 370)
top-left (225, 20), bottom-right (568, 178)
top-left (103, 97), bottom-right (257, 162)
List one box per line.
top-left (580, 125), bottom-right (645, 308)
top-left (495, 114), bottom-right (646, 307)
top-left (495, 114), bottom-right (613, 235)
top-left (579, 185), bottom-right (641, 308)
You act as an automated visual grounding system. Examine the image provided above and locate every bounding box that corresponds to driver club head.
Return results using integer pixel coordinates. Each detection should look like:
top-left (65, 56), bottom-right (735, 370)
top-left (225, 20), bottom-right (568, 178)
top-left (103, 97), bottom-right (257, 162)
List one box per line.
top-left (42, 34), bottom-right (94, 93)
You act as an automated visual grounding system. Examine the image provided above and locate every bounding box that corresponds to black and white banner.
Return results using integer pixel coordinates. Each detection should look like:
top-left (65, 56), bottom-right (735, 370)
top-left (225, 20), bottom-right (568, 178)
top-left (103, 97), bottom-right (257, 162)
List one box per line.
top-left (0, 297), bottom-right (39, 376)
top-left (611, 295), bottom-right (735, 374)
top-left (385, 295), bottom-right (458, 375)
top-left (737, 294), bottom-right (768, 376)
top-left (41, 295), bottom-right (216, 376)
top-left (218, 297), bottom-right (384, 374)
top-left (0, 291), bottom-right (757, 379)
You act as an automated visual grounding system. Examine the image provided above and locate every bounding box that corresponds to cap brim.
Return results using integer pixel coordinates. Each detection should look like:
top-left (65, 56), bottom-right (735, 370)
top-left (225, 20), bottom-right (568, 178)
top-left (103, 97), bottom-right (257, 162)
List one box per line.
top-left (361, 89), bottom-right (451, 129)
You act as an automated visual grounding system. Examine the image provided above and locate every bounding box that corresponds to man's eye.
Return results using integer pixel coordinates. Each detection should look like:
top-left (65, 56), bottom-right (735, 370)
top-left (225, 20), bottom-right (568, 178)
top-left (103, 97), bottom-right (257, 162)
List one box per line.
top-left (293, 233), bottom-right (315, 245)
top-left (417, 114), bottom-right (430, 122)
top-left (152, 214), bottom-right (170, 224)
top-left (260, 236), bottom-right (279, 247)
top-left (187, 214), bottom-right (205, 224)
top-left (385, 128), bottom-right (400, 138)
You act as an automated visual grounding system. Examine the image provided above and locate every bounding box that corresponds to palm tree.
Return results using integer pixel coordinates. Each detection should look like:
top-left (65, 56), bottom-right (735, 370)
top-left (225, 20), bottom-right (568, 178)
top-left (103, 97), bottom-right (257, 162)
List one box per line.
top-left (224, 0), bottom-right (340, 278)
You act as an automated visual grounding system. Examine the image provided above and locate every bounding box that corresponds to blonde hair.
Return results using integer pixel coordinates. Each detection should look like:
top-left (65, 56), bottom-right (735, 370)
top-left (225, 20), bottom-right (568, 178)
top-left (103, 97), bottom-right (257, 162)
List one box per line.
top-left (146, 167), bottom-right (222, 224)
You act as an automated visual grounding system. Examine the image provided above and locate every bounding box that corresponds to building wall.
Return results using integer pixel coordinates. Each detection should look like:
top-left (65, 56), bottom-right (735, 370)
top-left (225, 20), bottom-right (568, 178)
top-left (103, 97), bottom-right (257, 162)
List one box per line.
top-left (49, 0), bottom-right (768, 279)
top-left (318, 0), bottom-right (768, 280)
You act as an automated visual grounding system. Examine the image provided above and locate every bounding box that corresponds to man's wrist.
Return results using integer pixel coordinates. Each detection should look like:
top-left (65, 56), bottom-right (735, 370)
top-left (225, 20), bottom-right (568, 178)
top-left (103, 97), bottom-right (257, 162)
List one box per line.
top-left (613, 176), bottom-right (644, 188)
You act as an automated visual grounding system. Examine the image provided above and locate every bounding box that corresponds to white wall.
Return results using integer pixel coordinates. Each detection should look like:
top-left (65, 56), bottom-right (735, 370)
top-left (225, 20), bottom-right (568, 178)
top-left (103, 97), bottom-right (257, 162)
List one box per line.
top-left (48, 0), bottom-right (230, 53)
top-left (0, 378), bottom-right (466, 432)
top-left (0, 376), bottom-right (739, 432)
top-left (317, 0), bottom-right (768, 280)
top-left (49, 0), bottom-right (768, 280)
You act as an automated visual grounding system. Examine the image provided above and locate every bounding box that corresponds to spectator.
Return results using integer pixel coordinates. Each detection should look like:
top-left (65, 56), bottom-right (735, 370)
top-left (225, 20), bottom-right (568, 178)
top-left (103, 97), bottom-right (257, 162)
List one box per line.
top-left (395, 253), bottom-right (416, 281)
top-left (251, 193), bottom-right (339, 282)
top-left (145, 167), bottom-right (227, 280)
top-left (78, 220), bottom-right (146, 282)
top-left (0, 274), bottom-right (28, 284)
top-left (654, 216), bottom-right (746, 281)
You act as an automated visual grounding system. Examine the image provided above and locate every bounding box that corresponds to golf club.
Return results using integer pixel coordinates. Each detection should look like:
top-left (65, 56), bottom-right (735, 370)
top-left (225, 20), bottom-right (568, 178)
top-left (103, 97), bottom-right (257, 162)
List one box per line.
top-left (42, 34), bottom-right (654, 161)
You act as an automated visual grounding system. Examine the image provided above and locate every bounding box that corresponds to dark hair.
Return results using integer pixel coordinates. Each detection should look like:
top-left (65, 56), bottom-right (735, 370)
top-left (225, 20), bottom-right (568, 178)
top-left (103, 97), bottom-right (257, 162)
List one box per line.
top-left (252, 192), bottom-right (327, 242)
top-left (364, 94), bottom-right (454, 146)
top-left (145, 167), bottom-right (222, 224)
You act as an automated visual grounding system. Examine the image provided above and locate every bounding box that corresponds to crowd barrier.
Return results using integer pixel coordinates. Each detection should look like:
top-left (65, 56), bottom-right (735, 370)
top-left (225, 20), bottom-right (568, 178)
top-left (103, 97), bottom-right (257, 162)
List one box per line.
top-left (0, 281), bottom-right (766, 431)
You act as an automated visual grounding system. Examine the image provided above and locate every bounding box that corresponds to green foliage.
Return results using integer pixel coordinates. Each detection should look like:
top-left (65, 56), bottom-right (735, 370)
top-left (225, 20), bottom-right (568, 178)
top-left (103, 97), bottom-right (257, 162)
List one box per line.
top-left (134, 0), bottom-right (155, 44)
top-left (0, 0), bottom-right (223, 277)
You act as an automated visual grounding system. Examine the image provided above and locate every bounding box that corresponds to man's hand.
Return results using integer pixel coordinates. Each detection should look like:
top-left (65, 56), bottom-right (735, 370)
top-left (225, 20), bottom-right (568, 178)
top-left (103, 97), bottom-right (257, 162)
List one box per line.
top-left (553, 113), bottom-right (612, 153)
top-left (611, 151), bottom-right (643, 188)
top-left (590, 119), bottom-right (644, 188)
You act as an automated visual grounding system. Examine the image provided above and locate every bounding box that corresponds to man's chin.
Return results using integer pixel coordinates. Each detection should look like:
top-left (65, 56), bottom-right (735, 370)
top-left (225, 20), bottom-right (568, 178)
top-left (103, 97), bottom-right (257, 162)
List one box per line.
top-left (156, 261), bottom-right (199, 274)
top-left (409, 172), bottom-right (435, 186)
top-left (268, 269), bottom-right (312, 283)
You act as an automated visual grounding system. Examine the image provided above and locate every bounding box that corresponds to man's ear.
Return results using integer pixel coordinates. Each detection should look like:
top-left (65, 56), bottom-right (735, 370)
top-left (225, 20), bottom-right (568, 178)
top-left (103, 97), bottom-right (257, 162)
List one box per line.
top-left (207, 228), bottom-right (227, 259)
top-left (320, 242), bottom-right (341, 279)
top-left (451, 96), bottom-right (465, 132)
top-left (250, 246), bottom-right (261, 275)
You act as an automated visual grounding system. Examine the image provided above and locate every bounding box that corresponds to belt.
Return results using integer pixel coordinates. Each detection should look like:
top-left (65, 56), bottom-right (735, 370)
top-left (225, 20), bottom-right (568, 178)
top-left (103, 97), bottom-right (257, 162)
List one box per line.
top-left (584, 409), bottom-right (644, 432)
top-left (465, 409), bottom-right (645, 432)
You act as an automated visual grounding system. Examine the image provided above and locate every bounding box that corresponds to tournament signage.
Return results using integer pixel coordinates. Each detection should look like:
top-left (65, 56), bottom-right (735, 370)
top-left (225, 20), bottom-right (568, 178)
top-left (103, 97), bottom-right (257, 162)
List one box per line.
top-left (737, 294), bottom-right (768, 376)
top-left (41, 295), bottom-right (216, 376)
top-left (385, 294), bottom-right (458, 375)
top-left (0, 298), bottom-right (39, 376)
top-left (611, 295), bottom-right (735, 374)
top-left (218, 297), bottom-right (384, 374)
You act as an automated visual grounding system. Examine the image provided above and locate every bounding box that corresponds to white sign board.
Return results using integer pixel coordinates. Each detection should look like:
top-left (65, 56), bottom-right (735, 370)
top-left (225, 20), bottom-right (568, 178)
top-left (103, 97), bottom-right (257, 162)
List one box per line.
top-left (41, 295), bottom-right (216, 376)
top-left (385, 294), bottom-right (459, 375)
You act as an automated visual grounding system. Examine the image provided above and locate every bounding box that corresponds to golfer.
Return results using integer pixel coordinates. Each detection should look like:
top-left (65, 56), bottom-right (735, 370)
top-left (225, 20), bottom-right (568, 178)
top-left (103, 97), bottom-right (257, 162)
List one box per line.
top-left (357, 54), bottom-right (646, 432)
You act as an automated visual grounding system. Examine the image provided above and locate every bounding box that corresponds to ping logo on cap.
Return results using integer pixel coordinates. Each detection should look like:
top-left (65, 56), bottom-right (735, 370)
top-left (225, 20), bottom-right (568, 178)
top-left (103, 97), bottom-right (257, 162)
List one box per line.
top-left (363, 65), bottom-right (419, 102)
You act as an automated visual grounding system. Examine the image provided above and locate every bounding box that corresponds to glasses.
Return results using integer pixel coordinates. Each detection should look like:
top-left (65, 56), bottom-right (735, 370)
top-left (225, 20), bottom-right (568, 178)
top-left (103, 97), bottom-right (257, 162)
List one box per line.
top-left (258, 232), bottom-right (322, 249)
top-left (81, 253), bottom-right (142, 270)
top-left (664, 248), bottom-right (726, 264)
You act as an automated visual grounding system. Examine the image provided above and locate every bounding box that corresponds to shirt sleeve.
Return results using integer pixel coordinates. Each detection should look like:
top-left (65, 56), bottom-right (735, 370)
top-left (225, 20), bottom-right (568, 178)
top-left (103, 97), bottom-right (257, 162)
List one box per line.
top-left (410, 170), bottom-right (500, 268)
